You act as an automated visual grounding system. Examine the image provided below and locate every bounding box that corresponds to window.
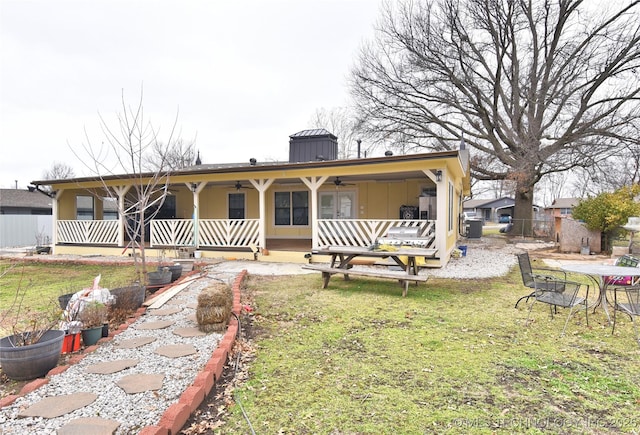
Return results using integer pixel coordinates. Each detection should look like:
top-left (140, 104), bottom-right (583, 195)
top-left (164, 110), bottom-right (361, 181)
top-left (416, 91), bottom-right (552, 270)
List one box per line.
top-left (76, 195), bottom-right (94, 220)
top-left (448, 182), bottom-right (454, 231)
top-left (560, 208), bottom-right (572, 216)
top-left (275, 191), bottom-right (308, 226)
top-left (102, 197), bottom-right (118, 220)
top-left (229, 193), bottom-right (245, 219)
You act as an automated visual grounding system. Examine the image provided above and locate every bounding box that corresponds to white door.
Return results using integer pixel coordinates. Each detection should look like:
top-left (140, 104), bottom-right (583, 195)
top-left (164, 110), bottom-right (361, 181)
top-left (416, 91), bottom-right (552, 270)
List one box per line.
top-left (319, 191), bottom-right (355, 219)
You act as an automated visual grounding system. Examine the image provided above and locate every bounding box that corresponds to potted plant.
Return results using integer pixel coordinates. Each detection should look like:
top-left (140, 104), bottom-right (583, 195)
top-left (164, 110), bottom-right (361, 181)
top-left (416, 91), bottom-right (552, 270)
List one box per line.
top-left (78, 301), bottom-right (108, 346)
top-left (0, 271), bottom-right (65, 380)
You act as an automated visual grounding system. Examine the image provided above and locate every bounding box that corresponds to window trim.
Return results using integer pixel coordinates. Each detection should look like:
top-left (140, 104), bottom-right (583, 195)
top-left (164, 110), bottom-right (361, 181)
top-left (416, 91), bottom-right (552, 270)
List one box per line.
top-left (273, 190), bottom-right (309, 227)
top-left (76, 195), bottom-right (94, 221)
top-left (228, 192), bottom-right (246, 220)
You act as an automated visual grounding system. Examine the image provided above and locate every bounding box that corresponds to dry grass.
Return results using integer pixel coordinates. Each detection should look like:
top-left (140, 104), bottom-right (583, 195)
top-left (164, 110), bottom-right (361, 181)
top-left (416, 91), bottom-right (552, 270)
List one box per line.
top-left (220, 270), bottom-right (640, 434)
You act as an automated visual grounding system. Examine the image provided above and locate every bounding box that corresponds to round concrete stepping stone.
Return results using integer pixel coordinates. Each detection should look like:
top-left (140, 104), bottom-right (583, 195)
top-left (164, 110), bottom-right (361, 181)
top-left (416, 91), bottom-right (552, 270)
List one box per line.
top-left (114, 336), bottom-right (156, 349)
top-left (85, 358), bottom-right (139, 374)
top-left (165, 299), bottom-right (185, 306)
top-left (185, 302), bottom-right (198, 309)
top-left (173, 327), bottom-right (207, 337)
top-left (116, 373), bottom-right (164, 394)
top-left (148, 307), bottom-right (182, 316)
top-left (57, 417), bottom-right (120, 434)
top-left (186, 313), bottom-right (197, 323)
top-left (134, 320), bottom-right (174, 330)
top-left (18, 392), bottom-right (97, 418)
top-left (154, 343), bottom-right (198, 358)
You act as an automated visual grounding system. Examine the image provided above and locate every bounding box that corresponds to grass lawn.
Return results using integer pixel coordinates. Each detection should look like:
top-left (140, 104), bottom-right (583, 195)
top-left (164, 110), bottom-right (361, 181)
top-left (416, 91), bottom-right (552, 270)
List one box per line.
top-left (0, 259), bottom-right (138, 336)
top-left (221, 269), bottom-right (640, 434)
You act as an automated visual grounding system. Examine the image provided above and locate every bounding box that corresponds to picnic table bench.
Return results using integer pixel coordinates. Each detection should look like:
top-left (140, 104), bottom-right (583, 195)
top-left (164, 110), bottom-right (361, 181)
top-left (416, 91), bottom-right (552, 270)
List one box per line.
top-left (303, 246), bottom-right (437, 296)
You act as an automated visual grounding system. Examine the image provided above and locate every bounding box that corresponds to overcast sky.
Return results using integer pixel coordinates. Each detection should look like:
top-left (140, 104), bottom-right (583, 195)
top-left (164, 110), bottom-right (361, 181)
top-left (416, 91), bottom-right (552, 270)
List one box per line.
top-left (0, 0), bottom-right (382, 189)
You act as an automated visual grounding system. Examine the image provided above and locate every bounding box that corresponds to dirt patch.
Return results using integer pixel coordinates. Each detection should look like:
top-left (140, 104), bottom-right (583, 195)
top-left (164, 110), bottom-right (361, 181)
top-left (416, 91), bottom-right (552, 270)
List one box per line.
top-left (181, 284), bottom-right (259, 434)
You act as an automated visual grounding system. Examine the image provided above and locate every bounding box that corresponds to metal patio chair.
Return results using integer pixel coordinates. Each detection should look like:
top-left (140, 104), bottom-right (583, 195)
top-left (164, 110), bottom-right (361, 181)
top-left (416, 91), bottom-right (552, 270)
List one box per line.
top-left (516, 253), bottom-right (589, 334)
top-left (611, 284), bottom-right (640, 345)
top-left (515, 252), bottom-right (569, 308)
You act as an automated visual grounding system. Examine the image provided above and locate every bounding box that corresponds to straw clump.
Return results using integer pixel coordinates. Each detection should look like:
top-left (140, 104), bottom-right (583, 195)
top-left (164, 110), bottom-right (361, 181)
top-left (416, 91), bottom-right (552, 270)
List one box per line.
top-left (196, 282), bottom-right (232, 332)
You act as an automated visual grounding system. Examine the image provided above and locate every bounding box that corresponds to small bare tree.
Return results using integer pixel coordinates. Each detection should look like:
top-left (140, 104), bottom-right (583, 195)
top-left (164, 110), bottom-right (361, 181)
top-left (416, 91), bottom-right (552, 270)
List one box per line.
top-left (72, 88), bottom-right (182, 281)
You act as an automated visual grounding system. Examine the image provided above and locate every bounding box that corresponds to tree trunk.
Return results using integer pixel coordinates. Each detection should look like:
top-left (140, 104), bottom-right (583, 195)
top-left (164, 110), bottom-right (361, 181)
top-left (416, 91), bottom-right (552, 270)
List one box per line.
top-left (139, 208), bottom-right (147, 278)
top-left (512, 179), bottom-right (535, 237)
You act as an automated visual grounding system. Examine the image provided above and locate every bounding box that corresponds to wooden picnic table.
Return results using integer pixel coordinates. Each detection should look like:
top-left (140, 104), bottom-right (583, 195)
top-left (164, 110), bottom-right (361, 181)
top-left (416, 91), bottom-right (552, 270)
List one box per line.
top-left (302, 246), bottom-right (437, 296)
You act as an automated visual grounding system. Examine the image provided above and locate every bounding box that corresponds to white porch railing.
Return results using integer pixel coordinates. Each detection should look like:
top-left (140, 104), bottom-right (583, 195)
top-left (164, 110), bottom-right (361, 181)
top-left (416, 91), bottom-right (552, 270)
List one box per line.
top-left (57, 220), bottom-right (119, 245)
top-left (150, 219), bottom-right (260, 248)
top-left (317, 219), bottom-right (435, 248)
top-left (198, 219), bottom-right (260, 248)
top-left (150, 219), bottom-right (194, 247)
top-left (57, 218), bottom-right (434, 250)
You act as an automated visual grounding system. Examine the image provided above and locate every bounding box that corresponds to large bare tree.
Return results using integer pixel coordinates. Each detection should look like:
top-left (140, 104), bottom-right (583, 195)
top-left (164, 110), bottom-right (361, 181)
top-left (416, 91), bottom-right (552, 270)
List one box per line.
top-left (42, 162), bottom-right (76, 181)
top-left (351, 0), bottom-right (640, 234)
top-left (308, 107), bottom-right (378, 159)
top-left (72, 89), bottom-right (181, 280)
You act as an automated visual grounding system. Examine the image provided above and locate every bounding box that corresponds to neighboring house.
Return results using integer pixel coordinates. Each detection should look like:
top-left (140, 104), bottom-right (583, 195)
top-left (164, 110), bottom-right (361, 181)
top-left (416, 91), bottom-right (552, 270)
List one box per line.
top-left (545, 198), bottom-right (579, 218)
top-left (31, 129), bottom-right (471, 267)
top-left (545, 198), bottom-right (600, 253)
top-left (463, 197), bottom-right (547, 223)
top-left (463, 197), bottom-right (515, 222)
top-left (0, 188), bottom-right (53, 248)
top-left (0, 188), bottom-right (53, 215)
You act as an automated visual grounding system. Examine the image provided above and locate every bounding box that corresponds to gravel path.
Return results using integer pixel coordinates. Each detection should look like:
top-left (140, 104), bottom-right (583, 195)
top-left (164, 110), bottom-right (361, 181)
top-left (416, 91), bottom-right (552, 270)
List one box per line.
top-left (0, 270), bottom-right (236, 434)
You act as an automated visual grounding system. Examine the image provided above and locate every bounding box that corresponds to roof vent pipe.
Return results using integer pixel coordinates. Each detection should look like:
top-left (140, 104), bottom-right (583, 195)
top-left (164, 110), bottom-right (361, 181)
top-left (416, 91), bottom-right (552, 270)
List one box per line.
top-left (357, 139), bottom-right (362, 158)
top-left (249, 158), bottom-right (257, 166)
top-left (385, 150), bottom-right (393, 156)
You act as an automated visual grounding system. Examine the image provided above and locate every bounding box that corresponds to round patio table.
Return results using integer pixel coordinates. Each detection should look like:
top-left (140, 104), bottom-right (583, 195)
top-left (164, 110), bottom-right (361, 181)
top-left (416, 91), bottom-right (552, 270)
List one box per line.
top-left (560, 263), bottom-right (640, 324)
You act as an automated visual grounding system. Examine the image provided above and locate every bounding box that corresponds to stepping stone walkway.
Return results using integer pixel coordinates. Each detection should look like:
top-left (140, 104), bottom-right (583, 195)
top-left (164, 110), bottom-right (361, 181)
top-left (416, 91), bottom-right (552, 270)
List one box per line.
top-left (0, 270), bottom-right (238, 434)
top-left (18, 392), bottom-right (98, 418)
top-left (173, 326), bottom-right (207, 337)
top-left (154, 343), bottom-right (198, 358)
top-left (57, 417), bottom-right (120, 435)
top-left (116, 373), bottom-right (165, 394)
top-left (148, 307), bottom-right (182, 316)
top-left (84, 359), bottom-right (139, 374)
top-left (114, 336), bottom-right (156, 349)
top-left (134, 320), bottom-right (174, 330)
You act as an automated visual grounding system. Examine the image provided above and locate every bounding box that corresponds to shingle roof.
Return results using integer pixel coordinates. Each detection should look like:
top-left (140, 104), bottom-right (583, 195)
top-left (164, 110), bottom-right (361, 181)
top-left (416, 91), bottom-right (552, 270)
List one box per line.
top-left (0, 189), bottom-right (53, 210)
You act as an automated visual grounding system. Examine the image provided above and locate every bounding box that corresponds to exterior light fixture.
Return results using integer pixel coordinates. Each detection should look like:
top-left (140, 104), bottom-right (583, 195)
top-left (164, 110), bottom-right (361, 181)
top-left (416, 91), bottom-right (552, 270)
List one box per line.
top-left (436, 170), bottom-right (443, 182)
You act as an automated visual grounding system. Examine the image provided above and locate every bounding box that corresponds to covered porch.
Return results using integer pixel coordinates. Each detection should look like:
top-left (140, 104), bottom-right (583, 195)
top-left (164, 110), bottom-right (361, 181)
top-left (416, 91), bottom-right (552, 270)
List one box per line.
top-left (40, 150), bottom-right (469, 266)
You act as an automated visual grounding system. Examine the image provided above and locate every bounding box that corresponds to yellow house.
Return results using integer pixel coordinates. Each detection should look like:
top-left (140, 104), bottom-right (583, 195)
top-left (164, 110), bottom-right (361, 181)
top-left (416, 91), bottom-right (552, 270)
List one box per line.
top-left (32, 130), bottom-right (471, 267)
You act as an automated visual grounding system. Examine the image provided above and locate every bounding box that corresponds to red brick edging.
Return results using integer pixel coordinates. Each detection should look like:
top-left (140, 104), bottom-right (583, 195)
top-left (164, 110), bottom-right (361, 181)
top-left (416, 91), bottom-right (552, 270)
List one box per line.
top-left (1, 269), bottom-right (248, 435)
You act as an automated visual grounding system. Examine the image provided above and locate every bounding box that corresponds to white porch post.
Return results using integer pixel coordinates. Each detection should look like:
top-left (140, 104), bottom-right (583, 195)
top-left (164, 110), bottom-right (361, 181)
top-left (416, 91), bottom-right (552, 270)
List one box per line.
top-left (188, 182), bottom-right (206, 248)
top-left (300, 176), bottom-right (328, 249)
top-left (51, 189), bottom-right (63, 254)
top-left (249, 179), bottom-right (274, 250)
top-left (424, 169), bottom-right (446, 266)
top-left (112, 186), bottom-right (130, 248)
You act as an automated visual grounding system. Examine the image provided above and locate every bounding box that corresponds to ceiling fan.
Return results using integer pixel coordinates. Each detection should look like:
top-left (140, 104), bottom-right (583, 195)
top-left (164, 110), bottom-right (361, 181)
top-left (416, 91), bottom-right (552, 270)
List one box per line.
top-left (234, 181), bottom-right (250, 190)
top-left (333, 177), bottom-right (354, 187)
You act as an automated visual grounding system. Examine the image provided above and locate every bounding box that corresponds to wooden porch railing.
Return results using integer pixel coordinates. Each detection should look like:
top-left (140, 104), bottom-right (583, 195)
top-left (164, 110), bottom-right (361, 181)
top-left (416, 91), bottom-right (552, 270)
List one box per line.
top-left (150, 219), bottom-right (260, 248)
top-left (317, 219), bottom-right (435, 248)
top-left (198, 219), bottom-right (260, 248)
top-left (56, 218), bottom-right (435, 250)
top-left (57, 220), bottom-right (119, 245)
top-left (150, 219), bottom-right (194, 247)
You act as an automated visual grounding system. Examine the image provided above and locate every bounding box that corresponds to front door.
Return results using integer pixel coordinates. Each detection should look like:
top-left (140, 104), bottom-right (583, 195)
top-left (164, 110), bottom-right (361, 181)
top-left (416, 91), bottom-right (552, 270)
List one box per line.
top-left (319, 191), bottom-right (356, 219)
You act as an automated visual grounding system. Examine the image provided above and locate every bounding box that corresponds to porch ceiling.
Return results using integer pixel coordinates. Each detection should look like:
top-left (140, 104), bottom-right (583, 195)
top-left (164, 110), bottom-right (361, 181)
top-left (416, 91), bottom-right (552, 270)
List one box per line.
top-left (201, 170), bottom-right (428, 187)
